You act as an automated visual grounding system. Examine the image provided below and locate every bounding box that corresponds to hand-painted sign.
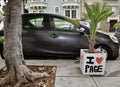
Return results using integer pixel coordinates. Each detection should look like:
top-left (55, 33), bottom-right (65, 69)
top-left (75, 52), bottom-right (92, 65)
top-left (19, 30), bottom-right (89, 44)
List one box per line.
top-left (80, 49), bottom-right (106, 75)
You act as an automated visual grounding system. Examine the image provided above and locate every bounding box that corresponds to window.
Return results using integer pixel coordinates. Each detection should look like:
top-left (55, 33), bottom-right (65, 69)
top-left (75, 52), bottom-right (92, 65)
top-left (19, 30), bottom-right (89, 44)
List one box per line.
top-left (111, 5), bottom-right (118, 15)
top-left (23, 17), bottom-right (44, 29)
top-left (54, 6), bottom-right (60, 14)
top-left (29, 17), bottom-right (44, 28)
top-left (65, 10), bottom-right (70, 17)
top-left (72, 10), bottom-right (76, 18)
top-left (52, 18), bottom-right (77, 31)
top-left (65, 9), bottom-right (77, 18)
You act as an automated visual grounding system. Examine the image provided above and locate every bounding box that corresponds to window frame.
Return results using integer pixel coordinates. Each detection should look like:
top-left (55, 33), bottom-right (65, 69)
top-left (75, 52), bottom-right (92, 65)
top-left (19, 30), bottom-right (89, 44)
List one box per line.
top-left (54, 6), bottom-right (60, 14)
top-left (50, 16), bottom-right (79, 32)
top-left (23, 15), bottom-right (46, 30)
top-left (64, 9), bottom-right (77, 18)
top-left (111, 5), bottom-right (118, 15)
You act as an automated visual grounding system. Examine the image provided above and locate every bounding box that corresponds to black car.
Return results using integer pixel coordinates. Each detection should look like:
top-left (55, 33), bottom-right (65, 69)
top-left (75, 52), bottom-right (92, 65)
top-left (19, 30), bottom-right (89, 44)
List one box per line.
top-left (115, 28), bottom-right (120, 44)
top-left (0, 13), bottom-right (119, 60)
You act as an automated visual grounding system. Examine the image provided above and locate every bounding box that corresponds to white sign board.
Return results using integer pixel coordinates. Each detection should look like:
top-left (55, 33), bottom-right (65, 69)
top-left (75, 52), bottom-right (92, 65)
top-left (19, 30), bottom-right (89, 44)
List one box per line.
top-left (80, 49), bottom-right (106, 75)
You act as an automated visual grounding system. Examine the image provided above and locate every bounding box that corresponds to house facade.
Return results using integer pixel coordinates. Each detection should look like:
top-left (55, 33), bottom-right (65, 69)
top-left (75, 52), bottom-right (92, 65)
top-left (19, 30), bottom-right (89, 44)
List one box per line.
top-left (25, 0), bottom-right (81, 19)
top-left (25, 0), bottom-right (120, 32)
top-left (103, 0), bottom-right (120, 31)
top-left (81, 0), bottom-right (120, 32)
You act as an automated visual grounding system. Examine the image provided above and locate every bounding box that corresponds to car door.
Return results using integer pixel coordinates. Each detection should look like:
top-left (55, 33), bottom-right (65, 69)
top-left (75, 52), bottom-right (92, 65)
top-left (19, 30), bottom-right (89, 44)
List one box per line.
top-left (22, 14), bottom-right (52, 56)
top-left (49, 16), bottom-right (89, 55)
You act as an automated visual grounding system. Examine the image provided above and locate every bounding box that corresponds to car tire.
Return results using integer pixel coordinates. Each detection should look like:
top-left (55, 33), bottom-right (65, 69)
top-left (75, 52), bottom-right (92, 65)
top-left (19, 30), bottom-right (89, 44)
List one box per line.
top-left (95, 45), bottom-right (115, 60)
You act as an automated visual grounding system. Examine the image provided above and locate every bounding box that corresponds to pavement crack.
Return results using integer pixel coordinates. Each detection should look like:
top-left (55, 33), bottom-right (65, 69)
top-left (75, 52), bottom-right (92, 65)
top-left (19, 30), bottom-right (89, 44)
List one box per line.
top-left (92, 77), bottom-right (99, 87)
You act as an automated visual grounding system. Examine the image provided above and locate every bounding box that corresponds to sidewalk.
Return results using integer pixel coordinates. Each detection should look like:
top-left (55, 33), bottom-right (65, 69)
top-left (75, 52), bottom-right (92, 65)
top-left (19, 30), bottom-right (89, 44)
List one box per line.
top-left (0, 57), bottom-right (120, 87)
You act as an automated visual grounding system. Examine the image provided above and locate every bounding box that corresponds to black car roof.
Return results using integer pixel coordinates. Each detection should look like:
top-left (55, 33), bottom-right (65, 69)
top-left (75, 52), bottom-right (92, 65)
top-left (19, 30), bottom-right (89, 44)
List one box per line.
top-left (22, 13), bottom-right (67, 19)
top-left (22, 13), bottom-right (89, 32)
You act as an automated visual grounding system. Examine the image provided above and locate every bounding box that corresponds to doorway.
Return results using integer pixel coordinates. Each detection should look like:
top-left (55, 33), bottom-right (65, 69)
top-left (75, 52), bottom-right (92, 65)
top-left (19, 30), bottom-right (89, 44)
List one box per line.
top-left (109, 20), bottom-right (117, 32)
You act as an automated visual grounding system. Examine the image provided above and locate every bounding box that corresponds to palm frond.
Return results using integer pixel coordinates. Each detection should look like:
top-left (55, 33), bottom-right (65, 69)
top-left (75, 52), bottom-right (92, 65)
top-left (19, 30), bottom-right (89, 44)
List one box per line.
top-left (83, 2), bottom-right (113, 52)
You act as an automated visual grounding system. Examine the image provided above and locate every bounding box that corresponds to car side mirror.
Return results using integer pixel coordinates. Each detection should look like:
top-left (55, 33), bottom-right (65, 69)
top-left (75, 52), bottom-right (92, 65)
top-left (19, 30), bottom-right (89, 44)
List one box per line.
top-left (79, 28), bottom-right (85, 33)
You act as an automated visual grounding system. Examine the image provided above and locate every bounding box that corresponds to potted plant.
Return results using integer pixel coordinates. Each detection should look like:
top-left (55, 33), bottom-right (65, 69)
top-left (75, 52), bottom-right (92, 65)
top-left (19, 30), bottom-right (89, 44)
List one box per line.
top-left (80, 2), bottom-right (114, 75)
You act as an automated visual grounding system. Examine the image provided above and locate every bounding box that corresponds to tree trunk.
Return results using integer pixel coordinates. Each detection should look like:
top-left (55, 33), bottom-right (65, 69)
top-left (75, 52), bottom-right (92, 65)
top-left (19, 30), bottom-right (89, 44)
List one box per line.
top-left (4, 0), bottom-right (25, 70)
top-left (0, 0), bottom-right (49, 87)
top-left (88, 36), bottom-right (95, 53)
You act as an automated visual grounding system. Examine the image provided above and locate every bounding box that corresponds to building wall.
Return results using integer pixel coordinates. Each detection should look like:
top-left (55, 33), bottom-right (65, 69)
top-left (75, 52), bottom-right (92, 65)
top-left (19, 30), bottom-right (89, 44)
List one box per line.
top-left (103, 0), bottom-right (120, 32)
top-left (46, 0), bottom-right (62, 14)
top-left (81, 0), bottom-right (120, 32)
top-left (25, 0), bottom-right (81, 19)
top-left (25, 0), bottom-right (120, 32)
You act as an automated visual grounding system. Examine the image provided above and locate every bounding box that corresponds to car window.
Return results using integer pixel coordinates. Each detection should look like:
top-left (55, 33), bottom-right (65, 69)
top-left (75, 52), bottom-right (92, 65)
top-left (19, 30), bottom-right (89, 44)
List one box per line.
top-left (29, 17), bottom-right (44, 28)
top-left (23, 16), bottom-right (44, 29)
top-left (51, 17), bottom-right (78, 31)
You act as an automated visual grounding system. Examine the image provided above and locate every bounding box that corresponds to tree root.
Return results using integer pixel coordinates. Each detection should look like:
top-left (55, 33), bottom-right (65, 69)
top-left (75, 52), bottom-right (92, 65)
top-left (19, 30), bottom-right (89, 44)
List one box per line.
top-left (0, 65), bottom-right (49, 87)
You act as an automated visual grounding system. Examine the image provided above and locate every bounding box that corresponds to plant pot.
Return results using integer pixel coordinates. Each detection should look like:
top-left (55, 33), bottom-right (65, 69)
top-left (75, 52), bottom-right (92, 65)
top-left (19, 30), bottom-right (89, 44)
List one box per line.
top-left (80, 49), bottom-right (107, 75)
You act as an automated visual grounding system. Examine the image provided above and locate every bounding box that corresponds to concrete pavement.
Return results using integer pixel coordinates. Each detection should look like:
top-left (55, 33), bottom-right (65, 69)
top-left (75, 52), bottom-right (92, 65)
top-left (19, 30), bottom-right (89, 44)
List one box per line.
top-left (0, 57), bottom-right (120, 87)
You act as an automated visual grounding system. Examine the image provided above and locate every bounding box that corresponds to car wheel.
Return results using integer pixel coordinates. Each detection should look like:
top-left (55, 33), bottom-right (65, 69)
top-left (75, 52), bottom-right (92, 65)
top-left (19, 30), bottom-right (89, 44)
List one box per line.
top-left (95, 46), bottom-right (113, 60)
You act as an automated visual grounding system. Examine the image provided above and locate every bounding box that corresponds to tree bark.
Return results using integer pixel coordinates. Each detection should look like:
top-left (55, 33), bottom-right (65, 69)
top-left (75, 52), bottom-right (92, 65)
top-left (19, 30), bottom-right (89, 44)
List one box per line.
top-left (0, 0), bottom-right (49, 87)
top-left (88, 36), bottom-right (95, 53)
top-left (4, 0), bottom-right (25, 69)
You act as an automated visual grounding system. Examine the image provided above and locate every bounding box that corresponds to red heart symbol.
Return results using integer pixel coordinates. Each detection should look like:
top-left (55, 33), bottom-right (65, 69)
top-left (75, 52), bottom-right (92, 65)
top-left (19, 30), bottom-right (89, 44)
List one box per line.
top-left (96, 57), bottom-right (103, 64)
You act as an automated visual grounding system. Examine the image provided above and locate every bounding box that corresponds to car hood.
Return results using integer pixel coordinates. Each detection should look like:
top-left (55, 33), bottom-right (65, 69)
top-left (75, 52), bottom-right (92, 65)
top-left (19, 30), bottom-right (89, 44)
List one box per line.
top-left (97, 30), bottom-right (114, 35)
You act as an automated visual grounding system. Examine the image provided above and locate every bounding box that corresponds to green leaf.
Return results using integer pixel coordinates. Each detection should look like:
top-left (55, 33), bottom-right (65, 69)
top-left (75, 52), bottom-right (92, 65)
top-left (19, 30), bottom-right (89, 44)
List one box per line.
top-left (113, 23), bottom-right (120, 28)
top-left (0, 37), bottom-right (4, 44)
top-left (66, 18), bottom-right (80, 27)
top-left (84, 3), bottom-right (93, 20)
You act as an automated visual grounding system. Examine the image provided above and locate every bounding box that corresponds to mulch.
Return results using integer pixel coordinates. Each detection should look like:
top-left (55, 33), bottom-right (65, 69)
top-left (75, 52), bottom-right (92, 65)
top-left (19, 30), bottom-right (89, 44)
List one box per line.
top-left (0, 66), bottom-right (56, 87)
